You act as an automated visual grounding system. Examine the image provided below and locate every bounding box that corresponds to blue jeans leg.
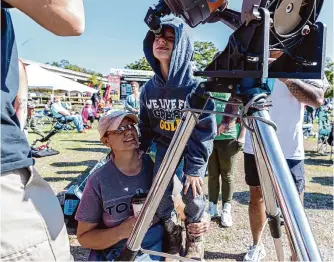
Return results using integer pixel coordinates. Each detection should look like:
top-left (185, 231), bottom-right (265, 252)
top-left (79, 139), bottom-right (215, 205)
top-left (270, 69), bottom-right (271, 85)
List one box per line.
top-left (66, 115), bottom-right (83, 132)
top-left (154, 144), bottom-right (184, 222)
top-left (154, 143), bottom-right (206, 223)
top-left (181, 163), bottom-right (207, 224)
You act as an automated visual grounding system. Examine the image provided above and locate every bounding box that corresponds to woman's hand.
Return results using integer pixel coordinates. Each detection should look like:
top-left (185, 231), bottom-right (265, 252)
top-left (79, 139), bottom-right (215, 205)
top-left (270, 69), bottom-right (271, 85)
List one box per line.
top-left (119, 216), bottom-right (137, 239)
top-left (187, 219), bottom-right (210, 237)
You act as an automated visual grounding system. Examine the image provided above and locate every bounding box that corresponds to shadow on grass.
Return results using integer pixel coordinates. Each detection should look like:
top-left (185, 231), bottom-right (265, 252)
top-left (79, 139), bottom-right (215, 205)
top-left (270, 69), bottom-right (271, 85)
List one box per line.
top-left (304, 150), bottom-right (333, 167)
top-left (60, 139), bottom-right (101, 144)
top-left (204, 251), bottom-right (245, 260)
top-left (51, 160), bottom-right (97, 168)
top-left (233, 191), bottom-right (333, 210)
top-left (44, 177), bottom-right (77, 183)
top-left (70, 245), bottom-right (89, 262)
top-left (233, 191), bottom-right (249, 205)
top-left (68, 147), bottom-right (110, 154)
top-left (51, 160), bottom-right (98, 190)
top-left (304, 192), bottom-right (333, 210)
top-left (56, 170), bottom-right (83, 175)
top-left (310, 176), bottom-right (333, 187)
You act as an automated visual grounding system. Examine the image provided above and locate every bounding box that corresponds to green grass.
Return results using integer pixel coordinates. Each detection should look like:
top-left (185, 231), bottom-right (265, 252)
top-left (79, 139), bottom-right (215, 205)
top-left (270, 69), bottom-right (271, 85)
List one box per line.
top-left (27, 124), bottom-right (333, 196)
top-left (28, 123), bottom-right (108, 193)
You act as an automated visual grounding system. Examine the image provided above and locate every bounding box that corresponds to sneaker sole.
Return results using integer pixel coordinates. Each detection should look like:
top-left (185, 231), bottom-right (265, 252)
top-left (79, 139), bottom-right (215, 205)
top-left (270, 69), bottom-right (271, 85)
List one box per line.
top-left (221, 222), bottom-right (232, 228)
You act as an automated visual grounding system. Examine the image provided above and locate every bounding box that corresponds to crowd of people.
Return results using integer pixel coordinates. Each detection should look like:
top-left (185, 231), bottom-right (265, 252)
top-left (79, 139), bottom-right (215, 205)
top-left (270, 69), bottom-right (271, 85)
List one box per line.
top-left (1, 1), bottom-right (331, 262)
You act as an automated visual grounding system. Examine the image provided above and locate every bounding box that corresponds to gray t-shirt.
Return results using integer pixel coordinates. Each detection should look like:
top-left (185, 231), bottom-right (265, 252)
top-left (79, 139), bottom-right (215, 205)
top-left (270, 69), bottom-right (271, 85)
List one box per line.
top-left (76, 154), bottom-right (154, 228)
top-left (75, 154), bottom-right (164, 261)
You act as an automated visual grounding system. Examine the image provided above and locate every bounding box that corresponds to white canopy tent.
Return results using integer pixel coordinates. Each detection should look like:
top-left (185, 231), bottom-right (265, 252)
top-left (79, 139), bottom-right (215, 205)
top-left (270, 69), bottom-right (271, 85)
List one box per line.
top-left (25, 64), bottom-right (98, 94)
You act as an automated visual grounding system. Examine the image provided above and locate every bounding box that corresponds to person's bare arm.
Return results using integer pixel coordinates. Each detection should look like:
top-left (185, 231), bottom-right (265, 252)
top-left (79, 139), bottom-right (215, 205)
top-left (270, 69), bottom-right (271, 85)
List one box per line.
top-left (58, 109), bottom-right (71, 116)
top-left (77, 217), bottom-right (136, 250)
top-left (14, 60), bottom-right (28, 130)
top-left (4, 0), bottom-right (85, 36)
top-left (279, 79), bottom-right (325, 108)
top-left (237, 125), bottom-right (246, 143)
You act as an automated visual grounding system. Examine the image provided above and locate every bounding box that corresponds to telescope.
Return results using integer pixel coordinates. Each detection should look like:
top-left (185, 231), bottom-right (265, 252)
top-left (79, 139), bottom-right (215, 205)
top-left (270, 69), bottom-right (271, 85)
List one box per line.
top-left (117, 0), bottom-right (326, 261)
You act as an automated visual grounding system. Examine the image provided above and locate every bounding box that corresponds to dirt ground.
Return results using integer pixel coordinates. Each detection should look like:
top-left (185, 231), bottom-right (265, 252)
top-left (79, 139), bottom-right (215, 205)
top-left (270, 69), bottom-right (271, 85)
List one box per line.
top-left (28, 129), bottom-right (333, 261)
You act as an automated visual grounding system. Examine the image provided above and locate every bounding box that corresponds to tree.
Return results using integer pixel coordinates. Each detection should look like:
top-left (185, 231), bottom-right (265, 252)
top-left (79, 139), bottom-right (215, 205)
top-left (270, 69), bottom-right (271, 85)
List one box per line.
top-left (46, 59), bottom-right (103, 77)
top-left (325, 57), bottom-right (333, 98)
top-left (60, 59), bottom-right (70, 68)
top-left (125, 57), bottom-right (152, 71)
top-left (87, 74), bottom-right (103, 86)
top-left (192, 41), bottom-right (218, 71)
top-left (46, 61), bottom-right (60, 67)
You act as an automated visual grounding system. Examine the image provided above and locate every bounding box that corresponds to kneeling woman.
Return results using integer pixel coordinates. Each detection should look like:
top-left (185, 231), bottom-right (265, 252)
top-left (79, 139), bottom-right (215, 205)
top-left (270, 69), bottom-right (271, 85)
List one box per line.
top-left (75, 111), bottom-right (208, 261)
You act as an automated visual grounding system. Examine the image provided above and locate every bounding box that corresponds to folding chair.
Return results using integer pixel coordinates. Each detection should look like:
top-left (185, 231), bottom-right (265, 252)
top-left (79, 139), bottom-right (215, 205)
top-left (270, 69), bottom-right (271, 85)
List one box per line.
top-left (316, 108), bottom-right (333, 156)
top-left (50, 107), bottom-right (75, 131)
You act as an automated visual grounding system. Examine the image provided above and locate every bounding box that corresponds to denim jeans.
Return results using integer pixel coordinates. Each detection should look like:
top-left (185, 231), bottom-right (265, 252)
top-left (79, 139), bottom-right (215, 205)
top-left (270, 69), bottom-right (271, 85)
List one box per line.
top-left (153, 143), bottom-right (206, 223)
top-left (90, 224), bottom-right (164, 261)
top-left (65, 115), bottom-right (84, 132)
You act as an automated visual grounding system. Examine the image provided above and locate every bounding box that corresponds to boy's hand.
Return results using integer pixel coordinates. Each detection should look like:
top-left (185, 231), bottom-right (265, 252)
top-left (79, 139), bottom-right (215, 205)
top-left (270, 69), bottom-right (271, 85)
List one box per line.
top-left (187, 220), bottom-right (210, 237)
top-left (184, 175), bottom-right (203, 198)
top-left (217, 122), bottom-right (235, 135)
top-left (217, 123), bottom-right (229, 134)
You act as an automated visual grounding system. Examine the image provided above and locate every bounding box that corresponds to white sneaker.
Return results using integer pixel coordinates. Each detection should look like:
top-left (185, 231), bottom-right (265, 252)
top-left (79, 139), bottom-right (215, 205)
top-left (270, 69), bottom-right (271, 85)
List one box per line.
top-left (243, 243), bottom-right (266, 261)
top-left (208, 202), bottom-right (218, 218)
top-left (221, 203), bottom-right (232, 227)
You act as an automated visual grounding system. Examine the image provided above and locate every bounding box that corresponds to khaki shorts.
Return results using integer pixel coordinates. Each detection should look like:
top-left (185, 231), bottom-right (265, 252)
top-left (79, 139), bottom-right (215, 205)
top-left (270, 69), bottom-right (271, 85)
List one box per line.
top-left (1, 167), bottom-right (72, 261)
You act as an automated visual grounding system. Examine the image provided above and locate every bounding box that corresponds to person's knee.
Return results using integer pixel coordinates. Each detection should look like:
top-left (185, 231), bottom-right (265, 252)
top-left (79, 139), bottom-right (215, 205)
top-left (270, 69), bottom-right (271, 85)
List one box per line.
top-left (208, 171), bottom-right (219, 181)
top-left (249, 186), bottom-right (264, 206)
top-left (183, 190), bottom-right (205, 213)
top-left (221, 171), bottom-right (232, 183)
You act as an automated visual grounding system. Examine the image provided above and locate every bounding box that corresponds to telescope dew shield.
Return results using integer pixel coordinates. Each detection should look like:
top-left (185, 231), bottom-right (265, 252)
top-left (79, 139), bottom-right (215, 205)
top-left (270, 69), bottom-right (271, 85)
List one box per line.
top-left (164, 0), bottom-right (227, 27)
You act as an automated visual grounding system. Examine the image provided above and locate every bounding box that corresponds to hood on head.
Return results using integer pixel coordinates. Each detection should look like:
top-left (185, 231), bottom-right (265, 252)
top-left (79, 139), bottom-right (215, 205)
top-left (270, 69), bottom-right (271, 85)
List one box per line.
top-left (143, 16), bottom-right (194, 87)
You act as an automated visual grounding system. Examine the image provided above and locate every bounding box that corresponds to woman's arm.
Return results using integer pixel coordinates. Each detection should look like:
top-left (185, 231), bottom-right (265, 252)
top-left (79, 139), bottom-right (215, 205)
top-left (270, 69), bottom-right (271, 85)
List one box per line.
top-left (77, 217), bottom-right (136, 250)
top-left (14, 60), bottom-right (28, 131)
top-left (4, 0), bottom-right (85, 36)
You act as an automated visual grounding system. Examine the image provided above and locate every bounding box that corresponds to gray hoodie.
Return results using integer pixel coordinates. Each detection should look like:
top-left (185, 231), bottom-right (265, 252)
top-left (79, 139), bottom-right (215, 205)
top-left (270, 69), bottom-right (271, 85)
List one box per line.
top-left (139, 17), bottom-right (217, 177)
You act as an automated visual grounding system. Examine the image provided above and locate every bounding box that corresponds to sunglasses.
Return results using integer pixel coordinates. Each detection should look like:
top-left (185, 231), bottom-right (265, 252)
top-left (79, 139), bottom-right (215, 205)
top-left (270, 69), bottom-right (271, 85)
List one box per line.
top-left (105, 123), bottom-right (137, 136)
top-left (155, 27), bottom-right (175, 42)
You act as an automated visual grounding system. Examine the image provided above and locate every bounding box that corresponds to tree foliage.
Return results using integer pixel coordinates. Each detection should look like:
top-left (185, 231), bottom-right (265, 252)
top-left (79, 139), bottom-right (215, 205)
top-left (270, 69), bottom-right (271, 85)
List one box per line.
top-left (192, 41), bottom-right (218, 71)
top-left (325, 57), bottom-right (333, 98)
top-left (87, 74), bottom-right (103, 86)
top-left (125, 57), bottom-right (152, 71)
top-left (46, 59), bottom-right (103, 77)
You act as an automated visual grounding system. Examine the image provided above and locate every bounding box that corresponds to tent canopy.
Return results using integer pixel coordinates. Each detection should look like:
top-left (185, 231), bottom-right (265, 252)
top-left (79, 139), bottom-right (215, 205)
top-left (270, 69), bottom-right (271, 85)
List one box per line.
top-left (25, 64), bottom-right (98, 94)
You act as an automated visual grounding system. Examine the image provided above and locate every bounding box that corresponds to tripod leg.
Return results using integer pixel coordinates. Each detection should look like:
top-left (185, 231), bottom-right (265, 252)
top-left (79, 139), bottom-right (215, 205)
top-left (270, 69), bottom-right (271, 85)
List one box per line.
top-left (116, 110), bottom-right (200, 261)
top-left (248, 109), bottom-right (322, 261)
top-left (249, 120), bottom-right (284, 261)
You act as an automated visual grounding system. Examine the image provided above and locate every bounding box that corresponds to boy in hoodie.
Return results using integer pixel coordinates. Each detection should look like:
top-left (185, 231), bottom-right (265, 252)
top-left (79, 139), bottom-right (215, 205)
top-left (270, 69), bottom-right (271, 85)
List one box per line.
top-left (139, 17), bottom-right (217, 260)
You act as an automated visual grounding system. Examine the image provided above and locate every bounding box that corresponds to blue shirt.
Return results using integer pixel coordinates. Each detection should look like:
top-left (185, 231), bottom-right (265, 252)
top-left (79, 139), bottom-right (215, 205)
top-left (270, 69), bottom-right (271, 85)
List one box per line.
top-left (51, 102), bottom-right (70, 118)
top-left (125, 93), bottom-right (140, 113)
top-left (1, 8), bottom-right (33, 173)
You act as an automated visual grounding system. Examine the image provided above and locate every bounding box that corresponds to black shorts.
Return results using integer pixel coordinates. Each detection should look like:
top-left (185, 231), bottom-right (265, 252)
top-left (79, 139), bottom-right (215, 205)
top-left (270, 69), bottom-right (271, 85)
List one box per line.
top-left (244, 153), bottom-right (305, 194)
